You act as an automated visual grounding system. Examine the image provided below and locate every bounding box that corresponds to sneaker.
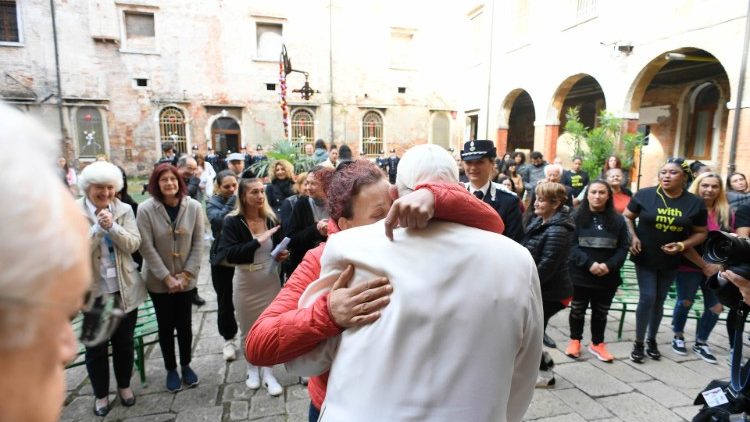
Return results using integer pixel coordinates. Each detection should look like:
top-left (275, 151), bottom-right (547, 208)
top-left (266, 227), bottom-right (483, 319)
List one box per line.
top-left (166, 369), bottom-right (182, 392)
top-left (565, 340), bottom-right (582, 359)
top-left (181, 365), bottom-right (199, 388)
top-left (541, 351), bottom-right (555, 370)
top-left (630, 342), bottom-right (645, 363)
top-left (261, 367), bottom-right (283, 396)
top-left (223, 340), bottom-right (236, 361)
top-left (589, 343), bottom-right (615, 363)
top-left (246, 365), bottom-right (261, 389)
top-left (646, 339), bottom-right (661, 360)
top-left (671, 336), bottom-right (688, 356)
top-left (543, 333), bottom-right (557, 348)
top-left (693, 342), bottom-right (718, 364)
top-left (535, 370), bottom-right (556, 388)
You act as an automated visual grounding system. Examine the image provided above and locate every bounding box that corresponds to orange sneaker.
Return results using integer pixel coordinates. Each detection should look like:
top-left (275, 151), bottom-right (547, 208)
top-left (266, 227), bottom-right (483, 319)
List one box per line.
top-left (589, 342), bottom-right (614, 362)
top-left (565, 339), bottom-right (581, 358)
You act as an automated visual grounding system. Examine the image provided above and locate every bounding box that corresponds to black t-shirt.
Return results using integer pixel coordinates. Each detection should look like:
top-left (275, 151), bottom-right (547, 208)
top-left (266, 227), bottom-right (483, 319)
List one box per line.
top-left (563, 170), bottom-right (590, 197)
top-left (627, 186), bottom-right (707, 270)
top-left (737, 203), bottom-right (750, 230)
top-left (164, 203), bottom-right (180, 223)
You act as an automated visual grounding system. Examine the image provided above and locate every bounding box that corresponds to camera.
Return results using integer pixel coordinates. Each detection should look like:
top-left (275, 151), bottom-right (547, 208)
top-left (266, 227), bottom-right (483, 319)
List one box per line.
top-left (703, 231), bottom-right (750, 310)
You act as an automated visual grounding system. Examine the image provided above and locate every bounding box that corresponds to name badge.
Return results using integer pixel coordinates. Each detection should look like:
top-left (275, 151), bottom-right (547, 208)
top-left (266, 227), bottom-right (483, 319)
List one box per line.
top-left (106, 268), bottom-right (117, 279)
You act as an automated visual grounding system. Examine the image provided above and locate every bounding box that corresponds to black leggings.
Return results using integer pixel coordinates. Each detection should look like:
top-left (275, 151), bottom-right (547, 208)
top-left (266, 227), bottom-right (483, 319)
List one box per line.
top-left (150, 290), bottom-right (193, 370)
top-left (568, 285), bottom-right (617, 345)
top-left (85, 300), bottom-right (138, 399)
top-left (543, 300), bottom-right (566, 329)
top-left (211, 265), bottom-right (237, 341)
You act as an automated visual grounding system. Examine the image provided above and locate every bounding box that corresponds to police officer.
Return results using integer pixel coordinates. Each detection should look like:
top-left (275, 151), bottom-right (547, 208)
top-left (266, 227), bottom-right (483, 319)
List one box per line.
top-left (461, 140), bottom-right (524, 242)
top-left (385, 149), bottom-right (400, 184)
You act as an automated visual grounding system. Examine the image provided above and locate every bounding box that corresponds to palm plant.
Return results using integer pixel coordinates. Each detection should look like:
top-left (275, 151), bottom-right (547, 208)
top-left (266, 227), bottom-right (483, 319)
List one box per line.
top-left (248, 140), bottom-right (317, 177)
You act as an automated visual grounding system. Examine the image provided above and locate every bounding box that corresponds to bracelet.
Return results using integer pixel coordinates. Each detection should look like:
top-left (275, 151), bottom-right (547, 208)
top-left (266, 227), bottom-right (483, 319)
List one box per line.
top-left (677, 242), bottom-right (685, 251)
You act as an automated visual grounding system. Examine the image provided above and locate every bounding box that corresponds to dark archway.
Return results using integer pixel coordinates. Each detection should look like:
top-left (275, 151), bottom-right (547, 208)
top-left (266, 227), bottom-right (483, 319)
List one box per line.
top-left (558, 75), bottom-right (606, 131)
top-left (507, 90), bottom-right (535, 152)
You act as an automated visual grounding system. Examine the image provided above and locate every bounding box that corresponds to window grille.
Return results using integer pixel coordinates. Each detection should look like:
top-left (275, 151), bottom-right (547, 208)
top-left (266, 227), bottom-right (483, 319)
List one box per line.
top-left (0, 1), bottom-right (19, 42)
top-left (361, 111), bottom-right (384, 157)
top-left (291, 109), bottom-right (315, 153)
top-left (159, 107), bottom-right (188, 154)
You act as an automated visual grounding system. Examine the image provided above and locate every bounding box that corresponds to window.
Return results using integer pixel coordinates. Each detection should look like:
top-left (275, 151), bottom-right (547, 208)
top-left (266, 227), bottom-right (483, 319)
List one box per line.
top-left (256, 22), bottom-right (282, 60)
top-left (686, 84), bottom-right (719, 160)
top-left (575, 0), bottom-right (598, 21)
top-left (159, 107), bottom-right (188, 154)
top-left (361, 111), bottom-right (384, 157)
top-left (76, 107), bottom-right (106, 157)
top-left (0, 0), bottom-right (20, 43)
top-left (291, 109), bottom-right (315, 152)
top-left (390, 29), bottom-right (415, 69)
top-left (431, 113), bottom-right (450, 149)
top-left (124, 11), bottom-right (155, 51)
top-left (465, 114), bottom-right (478, 141)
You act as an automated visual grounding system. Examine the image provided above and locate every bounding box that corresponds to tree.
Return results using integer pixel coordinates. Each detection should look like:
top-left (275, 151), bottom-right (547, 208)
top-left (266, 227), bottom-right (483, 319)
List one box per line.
top-left (564, 107), bottom-right (644, 178)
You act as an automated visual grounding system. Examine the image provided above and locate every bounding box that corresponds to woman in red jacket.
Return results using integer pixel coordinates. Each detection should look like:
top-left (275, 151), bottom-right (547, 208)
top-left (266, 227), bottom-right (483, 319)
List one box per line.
top-left (246, 159), bottom-right (504, 421)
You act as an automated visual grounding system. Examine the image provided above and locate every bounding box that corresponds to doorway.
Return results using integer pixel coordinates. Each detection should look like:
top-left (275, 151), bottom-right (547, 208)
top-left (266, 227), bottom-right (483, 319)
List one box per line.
top-left (211, 117), bottom-right (241, 154)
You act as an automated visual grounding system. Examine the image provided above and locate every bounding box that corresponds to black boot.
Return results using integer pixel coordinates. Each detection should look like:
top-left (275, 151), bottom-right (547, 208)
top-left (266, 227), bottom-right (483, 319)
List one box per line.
top-left (543, 332), bottom-right (557, 348)
top-left (192, 290), bottom-right (206, 307)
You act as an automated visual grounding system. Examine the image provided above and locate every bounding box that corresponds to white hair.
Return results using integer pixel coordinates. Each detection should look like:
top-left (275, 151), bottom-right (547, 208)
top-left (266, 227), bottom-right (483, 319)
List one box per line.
top-left (78, 161), bottom-right (124, 193)
top-left (0, 103), bottom-right (83, 348)
top-left (395, 144), bottom-right (459, 195)
top-left (544, 163), bottom-right (564, 176)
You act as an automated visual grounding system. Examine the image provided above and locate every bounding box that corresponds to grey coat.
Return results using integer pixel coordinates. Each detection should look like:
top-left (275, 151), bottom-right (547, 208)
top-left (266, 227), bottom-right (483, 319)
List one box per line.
top-left (136, 197), bottom-right (205, 293)
top-left (78, 197), bottom-right (147, 313)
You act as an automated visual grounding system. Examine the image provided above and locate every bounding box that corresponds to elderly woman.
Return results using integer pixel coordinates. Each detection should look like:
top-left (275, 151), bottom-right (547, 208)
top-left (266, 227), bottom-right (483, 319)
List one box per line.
top-left (137, 163), bottom-right (204, 392)
top-left (247, 159), bottom-right (504, 420)
top-left (76, 161), bottom-right (147, 416)
top-left (521, 182), bottom-right (575, 387)
top-left (624, 158), bottom-right (707, 363)
top-left (207, 170), bottom-right (240, 361)
top-left (266, 159), bottom-right (296, 216)
top-left (0, 104), bottom-right (91, 422)
top-left (214, 178), bottom-right (289, 396)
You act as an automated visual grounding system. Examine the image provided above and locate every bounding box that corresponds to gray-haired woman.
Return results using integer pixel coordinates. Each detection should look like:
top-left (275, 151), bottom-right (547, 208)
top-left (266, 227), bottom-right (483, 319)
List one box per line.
top-left (77, 161), bottom-right (147, 416)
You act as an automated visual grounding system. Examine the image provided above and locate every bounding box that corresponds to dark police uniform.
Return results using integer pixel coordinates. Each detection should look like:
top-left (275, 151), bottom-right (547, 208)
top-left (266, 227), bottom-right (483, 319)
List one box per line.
top-left (461, 140), bottom-right (524, 243)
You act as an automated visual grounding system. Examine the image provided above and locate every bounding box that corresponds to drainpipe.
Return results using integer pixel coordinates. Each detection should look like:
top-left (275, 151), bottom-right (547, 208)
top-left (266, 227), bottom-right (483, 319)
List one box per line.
top-left (329, 0), bottom-right (335, 143)
top-left (483, 0), bottom-right (496, 139)
top-left (728, 0), bottom-right (750, 174)
top-left (50, 0), bottom-right (66, 139)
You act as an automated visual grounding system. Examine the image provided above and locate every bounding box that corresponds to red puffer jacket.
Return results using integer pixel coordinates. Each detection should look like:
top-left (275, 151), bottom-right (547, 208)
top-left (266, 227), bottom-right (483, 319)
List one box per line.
top-left (246, 182), bottom-right (505, 409)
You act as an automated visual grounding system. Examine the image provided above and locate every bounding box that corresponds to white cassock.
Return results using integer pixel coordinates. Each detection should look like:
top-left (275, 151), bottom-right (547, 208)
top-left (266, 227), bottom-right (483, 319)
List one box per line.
top-left (288, 220), bottom-right (543, 422)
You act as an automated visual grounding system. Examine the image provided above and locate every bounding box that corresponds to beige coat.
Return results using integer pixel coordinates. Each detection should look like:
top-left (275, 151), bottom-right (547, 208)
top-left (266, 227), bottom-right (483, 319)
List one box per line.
top-left (78, 198), bottom-right (147, 313)
top-left (289, 220), bottom-right (543, 422)
top-left (136, 197), bottom-right (204, 293)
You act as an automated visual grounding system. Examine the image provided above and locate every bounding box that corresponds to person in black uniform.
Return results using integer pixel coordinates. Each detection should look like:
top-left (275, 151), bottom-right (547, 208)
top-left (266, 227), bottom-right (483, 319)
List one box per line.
top-left (461, 140), bottom-right (524, 243)
top-left (385, 149), bottom-right (400, 184)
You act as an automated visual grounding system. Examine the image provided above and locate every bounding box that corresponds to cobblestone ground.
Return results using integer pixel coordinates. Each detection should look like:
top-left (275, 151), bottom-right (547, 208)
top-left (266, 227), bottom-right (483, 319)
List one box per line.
top-left (62, 252), bottom-right (742, 421)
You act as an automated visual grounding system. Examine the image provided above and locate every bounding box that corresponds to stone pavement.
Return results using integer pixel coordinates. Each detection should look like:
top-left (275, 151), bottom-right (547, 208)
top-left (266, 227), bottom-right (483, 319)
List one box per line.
top-left (62, 252), bottom-right (742, 421)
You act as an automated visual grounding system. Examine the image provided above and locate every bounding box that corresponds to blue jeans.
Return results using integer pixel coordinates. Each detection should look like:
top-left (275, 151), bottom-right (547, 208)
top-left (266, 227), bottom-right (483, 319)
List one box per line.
top-left (635, 264), bottom-right (678, 342)
top-left (309, 402), bottom-right (320, 422)
top-left (671, 271), bottom-right (720, 342)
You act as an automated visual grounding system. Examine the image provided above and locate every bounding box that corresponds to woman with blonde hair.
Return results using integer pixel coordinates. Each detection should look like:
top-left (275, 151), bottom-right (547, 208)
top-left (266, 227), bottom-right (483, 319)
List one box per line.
top-left (266, 159), bottom-right (296, 216)
top-left (670, 172), bottom-right (733, 363)
top-left (215, 178), bottom-right (290, 395)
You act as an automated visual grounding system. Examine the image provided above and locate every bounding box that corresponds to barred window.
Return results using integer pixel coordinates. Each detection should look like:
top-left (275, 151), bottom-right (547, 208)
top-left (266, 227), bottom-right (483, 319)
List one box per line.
top-left (291, 109), bottom-right (315, 153)
top-left (361, 111), bottom-right (384, 157)
top-left (159, 107), bottom-right (188, 154)
top-left (0, 0), bottom-right (19, 43)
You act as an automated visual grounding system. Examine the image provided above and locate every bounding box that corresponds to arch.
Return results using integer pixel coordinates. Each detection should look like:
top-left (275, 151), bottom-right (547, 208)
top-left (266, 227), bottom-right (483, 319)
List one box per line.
top-left (158, 106), bottom-right (189, 155)
top-left (360, 110), bottom-right (384, 157)
top-left (549, 74), bottom-right (606, 128)
top-left (204, 111), bottom-right (242, 154)
top-left (291, 108), bottom-right (316, 151)
top-left (429, 111), bottom-right (451, 149)
top-left (499, 88), bottom-right (536, 152)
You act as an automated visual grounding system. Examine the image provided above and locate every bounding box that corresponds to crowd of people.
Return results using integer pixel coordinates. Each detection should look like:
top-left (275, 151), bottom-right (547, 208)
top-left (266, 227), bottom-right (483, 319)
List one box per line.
top-left (7, 96), bottom-right (750, 422)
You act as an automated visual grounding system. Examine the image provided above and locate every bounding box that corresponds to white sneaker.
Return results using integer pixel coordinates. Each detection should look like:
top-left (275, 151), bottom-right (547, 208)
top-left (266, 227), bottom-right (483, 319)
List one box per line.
top-left (535, 370), bottom-right (556, 389)
top-left (223, 341), bottom-right (236, 361)
top-left (261, 367), bottom-right (283, 396)
top-left (246, 365), bottom-right (260, 389)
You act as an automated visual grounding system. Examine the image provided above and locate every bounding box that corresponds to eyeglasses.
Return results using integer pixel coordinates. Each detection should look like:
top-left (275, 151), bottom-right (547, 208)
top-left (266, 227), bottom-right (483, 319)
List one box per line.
top-left (0, 292), bottom-right (124, 347)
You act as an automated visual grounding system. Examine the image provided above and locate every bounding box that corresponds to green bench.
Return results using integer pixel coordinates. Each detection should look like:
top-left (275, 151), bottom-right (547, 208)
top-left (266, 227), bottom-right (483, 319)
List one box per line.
top-left (612, 260), bottom-right (727, 339)
top-left (66, 298), bottom-right (160, 385)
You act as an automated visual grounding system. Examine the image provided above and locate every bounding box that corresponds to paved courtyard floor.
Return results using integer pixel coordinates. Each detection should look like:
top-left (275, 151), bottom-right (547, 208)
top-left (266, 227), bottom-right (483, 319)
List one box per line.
top-left (62, 252), bottom-right (743, 421)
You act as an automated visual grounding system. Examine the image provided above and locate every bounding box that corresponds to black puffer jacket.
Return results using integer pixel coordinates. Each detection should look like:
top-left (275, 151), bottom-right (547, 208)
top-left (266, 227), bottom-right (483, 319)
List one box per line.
top-left (266, 179), bottom-right (295, 215)
top-left (522, 207), bottom-right (575, 301)
top-left (206, 194), bottom-right (237, 262)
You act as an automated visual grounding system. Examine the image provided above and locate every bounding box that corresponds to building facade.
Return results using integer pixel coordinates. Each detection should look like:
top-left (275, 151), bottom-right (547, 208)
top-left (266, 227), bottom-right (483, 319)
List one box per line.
top-left (462, 0), bottom-right (750, 187)
top-left (1, 0), bottom-right (468, 175)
